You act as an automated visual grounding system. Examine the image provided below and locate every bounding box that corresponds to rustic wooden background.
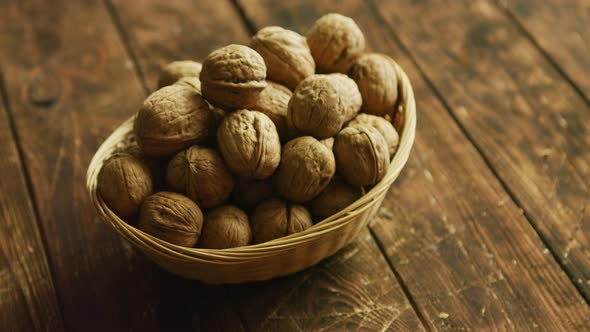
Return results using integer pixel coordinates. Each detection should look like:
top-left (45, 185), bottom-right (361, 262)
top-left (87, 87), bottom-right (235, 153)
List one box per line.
top-left (1, 0), bottom-right (590, 331)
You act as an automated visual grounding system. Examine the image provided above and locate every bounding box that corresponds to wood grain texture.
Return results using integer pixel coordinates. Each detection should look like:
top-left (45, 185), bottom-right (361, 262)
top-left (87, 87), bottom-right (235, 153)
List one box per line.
top-left (109, 0), bottom-right (425, 330)
top-left (0, 90), bottom-right (63, 331)
top-left (499, 0), bottom-right (590, 100)
top-left (235, 0), bottom-right (590, 330)
top-left (372, 0), bottom-right (590, 301)
top-left (0, 1), bottom-right (243, 331)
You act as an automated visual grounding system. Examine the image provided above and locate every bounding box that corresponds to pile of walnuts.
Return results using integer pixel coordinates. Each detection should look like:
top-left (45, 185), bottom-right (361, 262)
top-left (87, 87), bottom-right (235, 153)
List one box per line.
top-left (97, 14), bottom-right (401, 249)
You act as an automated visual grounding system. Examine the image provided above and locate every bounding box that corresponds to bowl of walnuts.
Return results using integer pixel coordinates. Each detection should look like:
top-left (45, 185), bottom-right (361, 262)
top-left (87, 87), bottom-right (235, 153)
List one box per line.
top-left (87, 13), bottom-right (416, 284)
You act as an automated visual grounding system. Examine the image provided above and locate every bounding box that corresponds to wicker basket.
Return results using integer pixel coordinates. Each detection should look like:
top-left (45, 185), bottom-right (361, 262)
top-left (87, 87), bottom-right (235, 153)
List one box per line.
top-left (86, 62), bottom-right (416, 284)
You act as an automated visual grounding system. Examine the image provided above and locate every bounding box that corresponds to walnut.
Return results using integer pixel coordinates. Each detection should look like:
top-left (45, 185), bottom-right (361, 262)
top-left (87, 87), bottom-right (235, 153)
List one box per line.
top-left (199, 205), bottom-right (251, 249)
top-left (166, 146), bottom-right (234, 209)
top-left (217, 110), bottom-right (281, 179)
top-left (200, 44), bottom-right (267, 109)
top-left (328, 73), bottom-right (361, 122)
top-left (320, 137), bottom-right (334, 150)
top-left (134, 85), bottom-right (213, 157)
top-left (306, 13), bottom-right (365, 73)
top-left (311, 178), bottom-right (362, 220)
top-left (251, 198), bottom-right (312, 244)
top-left (97, 154), bottom-right (153, 218)
top-left (250, 26), bottom-right (315, 90)
top-left (288, 74), bottom-right (354, 139)
top-left (348, 113), bottom-right (399, 156)
top-left (349, 53), bottom-right (398, 116)
top-left (233, 177), bottom-right (274, 210)
top-left (158, 60), bottom-right (202, 88)
top-left (252, 81), bottom-right (291, 141)
top-left (174, 76), bottom-right (201, 92)
top-left (334, 124), bottom-right (390, 186)
top-left (276, 136), bottom-right (336, 202)
top-left (138, 192), bottom-right (203, 247)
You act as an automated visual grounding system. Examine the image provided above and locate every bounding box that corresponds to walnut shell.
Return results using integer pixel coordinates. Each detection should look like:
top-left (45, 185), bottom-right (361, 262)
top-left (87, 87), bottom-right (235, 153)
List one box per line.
top-left (166, 146), bottom-right (234, 209)
top-left (250, 26), bottom-right (315, 90)
top-left (233, 177), bottom-right (274, 210)
top-left (287, 74), bottom-right (350, 139)
top-left (320, 137), bottom-right (334, 150)
top-left (276, 136), bottom-right (336, 202)
top-left (252, 81), bottom-right (292, 141)
top-left (158, 60), bottom-right (202, 88)
top-left (217, 110), bottom-right (281, 179)
top-left (199, 205), bottom-right (251, 249)
top-left (251, 198), bottom-right (312, 244)
top-left (134, 85), bottom-right (213, 157)
top-left (334, 124), bottom-right (390, 186)
top-left (349, 113), bottom-right (399, 156)
top-left (174, 76), bottom-right (201, 93)
top-left (200, 44), bottom-right (267, 109)
top-left (138, 192), bottom-right (203, 247)
top-left (328, 73), bottom-right (362, 122)
top-left (311, 178), bottom-right (362, 220)
top-left (349, 53), bottom-right (398, 116)
top-left (97, 154), bottom-right (153, 218)
top-left (306, 13), bottom-right (366, 73)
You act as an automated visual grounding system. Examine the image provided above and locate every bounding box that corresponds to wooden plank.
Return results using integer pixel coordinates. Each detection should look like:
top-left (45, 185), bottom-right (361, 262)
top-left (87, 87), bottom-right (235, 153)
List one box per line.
top-left (499, 0), bottom-right (590, 100)
top-left (0, 1), bottom-right (244, 331)
top-left (372, 0), bottom-right (590, 301)
top-left (235, 0), bottom-right (590, 330)
top-left (0, 90), bottom-right (63, 331)
top-left (109, 0), bottom-right (425, 330)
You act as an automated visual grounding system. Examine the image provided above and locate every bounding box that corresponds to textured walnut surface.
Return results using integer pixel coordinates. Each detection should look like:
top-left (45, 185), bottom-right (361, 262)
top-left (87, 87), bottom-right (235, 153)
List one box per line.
top-left (250, 26), bottom-right (314, 90)
top-left (311, 179), bottom-right (361, 220)
top-left (334, 124), bottom-right (390, 186)
top-left (306, 13), bottom-right (365, 73)
top-left (174, 76), bottom-right (201, 93)
top-left (252, 81), bottom-right (292, 142)
top-left (327, 73), bottom-right (362, 122)
top-left (349, 113), bottom-right (399, 156)
top-left (158, 60), bottom-right (202, 88)
top-left (349, 53), bottom-right (398, 116)
top-left (277, 136), bottom-right (336, 202)
top-left (251, 198), bottom-right (312, 244)
top-left (166, 146), bottom-right (234, 209)
top-left (138, 192), bottom-right (203, 247)
top-left (217, 110), bottom-right (281, 179)
top-left (134, 85), bottom-right (213, 157)
top-left (199, 205), bottom-right (251, 249)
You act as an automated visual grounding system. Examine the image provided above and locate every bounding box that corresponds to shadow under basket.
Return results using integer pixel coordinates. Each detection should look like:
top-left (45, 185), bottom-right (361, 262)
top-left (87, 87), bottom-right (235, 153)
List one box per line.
top-left (86, 62), bottom-right (416, 284)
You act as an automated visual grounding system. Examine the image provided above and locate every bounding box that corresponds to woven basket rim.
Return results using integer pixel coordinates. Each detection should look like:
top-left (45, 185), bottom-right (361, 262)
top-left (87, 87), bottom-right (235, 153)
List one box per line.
top-left (86, 60), bottom-right (416, 262)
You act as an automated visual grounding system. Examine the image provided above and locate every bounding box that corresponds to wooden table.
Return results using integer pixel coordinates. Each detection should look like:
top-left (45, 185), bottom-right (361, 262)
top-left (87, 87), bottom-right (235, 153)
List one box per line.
top-left (1, 0), bottom-right (590, 331)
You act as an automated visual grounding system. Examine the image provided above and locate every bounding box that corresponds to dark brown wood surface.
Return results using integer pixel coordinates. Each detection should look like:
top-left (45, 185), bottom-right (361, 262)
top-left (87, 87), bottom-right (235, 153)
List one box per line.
top-left (0, 0), bottom-right (589, 331)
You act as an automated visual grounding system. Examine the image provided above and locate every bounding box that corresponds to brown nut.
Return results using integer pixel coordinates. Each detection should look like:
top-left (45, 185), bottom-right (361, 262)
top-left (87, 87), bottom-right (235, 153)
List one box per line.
top-left (276, 136), bottom-right (336, 202)
top-left (252, 81), bottom-right (292, 141)
top-left (174, 76), bottom-right (201, 93)
top-left (233, 177), bottom-right (274, 210)
top-left (138, 192), bottom-right (203, 247)
top-left (320, 137), bottom-right (334, 150)
top-left (250, 26), bottom-right (315, 90)
top-left (349, 113), bottom-right (399, 156)
top-left (134, 85), bottom-right (213, 157)
top-left (328, 73), bottom-right (362, 122)
top-left (217, 110), bottom-right (281, 179)
top-left (251, 198), bottom-right (312, 244)
top-left (166, 146), bottom-right (234, 209)
top-left (97, 154), bottom-right (153, 218)
top-left (349, 53), bottom-right (398, 116)
top-left (200, 44), bottom-right (267, 109)
top-left (158, 60), bottom-right (202, 88)
top-left (334, 124), bottom-right (390, 186)
top-left (199, 205), bottom-right (251, 249)
top-left (306, 13), bottom-right (365, 73)
top-left (311, 179), bottom-right (362, 220)
top-left (287, 74), bottom-right (349, 139)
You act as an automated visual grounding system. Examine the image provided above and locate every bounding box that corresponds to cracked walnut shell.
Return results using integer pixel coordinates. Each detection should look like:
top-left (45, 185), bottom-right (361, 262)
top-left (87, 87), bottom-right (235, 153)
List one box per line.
top-left (250, 26), bottom-right (315, 90)
top-left (199, 205), bottom-right (251, 249)
top-left (251, 198), bottom-right (312, 244)
top-left (306, 13), bottom-right (366, 73)
top-left (334, 124), bottom-right (390, 186)
top-left (134, 85), bottom-right (213, 157)
top-left (276, 136), bottom-right (336, 202)
top-left (349, 53), bottom-right (398, 116)
top-left (166, 146), bottom-right (234, 209)
top-left (200, 44), bottom-right (267, 109)
top-left (138, 192), bottom-right (203, 247)
top-left (348, 113), bottom-right (399, 156)
top-left (217, 109), bottom-right (281, 179)
top-left (158, 60), bottom-right (202, 88)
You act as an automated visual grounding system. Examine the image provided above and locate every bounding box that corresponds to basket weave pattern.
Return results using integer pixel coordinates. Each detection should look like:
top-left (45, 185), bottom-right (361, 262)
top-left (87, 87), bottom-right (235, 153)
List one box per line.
top-left (86, 63), bottom-right (416, 284)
